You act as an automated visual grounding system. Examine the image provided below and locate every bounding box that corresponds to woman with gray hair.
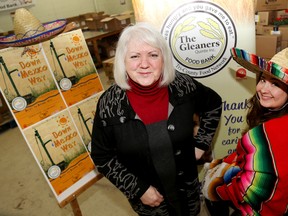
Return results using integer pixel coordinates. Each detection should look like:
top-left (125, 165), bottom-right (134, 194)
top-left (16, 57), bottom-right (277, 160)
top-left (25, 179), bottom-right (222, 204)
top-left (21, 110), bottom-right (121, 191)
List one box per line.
top-left (91, 22), bottom-right (222, 216)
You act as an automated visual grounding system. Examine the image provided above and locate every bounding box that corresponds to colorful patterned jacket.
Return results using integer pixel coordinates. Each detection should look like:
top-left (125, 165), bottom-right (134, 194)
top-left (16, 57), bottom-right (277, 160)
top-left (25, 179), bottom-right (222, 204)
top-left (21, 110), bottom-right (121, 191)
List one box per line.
top-left (216, 114), bottom-right (288, 216)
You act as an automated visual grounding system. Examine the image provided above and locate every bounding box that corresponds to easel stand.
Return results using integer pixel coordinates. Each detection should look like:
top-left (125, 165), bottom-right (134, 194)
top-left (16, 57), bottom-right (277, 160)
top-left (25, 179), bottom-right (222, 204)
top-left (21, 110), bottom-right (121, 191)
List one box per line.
top-left (71, 198), bottom-right (82, 216)
top-left (70, 197), bottom-right (82, 216)
top-left (59, 174), bottom-right (103, 216)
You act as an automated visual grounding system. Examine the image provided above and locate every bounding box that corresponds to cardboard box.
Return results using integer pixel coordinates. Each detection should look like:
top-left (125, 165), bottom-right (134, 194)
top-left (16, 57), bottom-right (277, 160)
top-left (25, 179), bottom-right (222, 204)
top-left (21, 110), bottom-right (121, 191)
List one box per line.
top-left (256, 0), bottom-right (288, 12)
top-left (256, 34), bottom-right (282, 59)
top-left (78, 14), bottom-right (89, 30)
top-left (101, 17), bottom-right (122, 31)
top-left (82, 12), bottom-right (94, 19)
top-left (120, 10), bottom-right (134, 16)
top-left (256, 25), bottom-right (278, 35)
top-left (101, 15), bottom-right (132, 31)
top-left (281, 40), bottom-right (288, 49)
top-left (276, 9), bottom-right (288, 19)
top-left (257, 11), bottom-right (277, 25)
top-left (279, 25), bottom-right (288, 40)
top-left (65, 16), bottom-right (81, 29)
top-left (85, 13), bottom-right (109, 31)
top-left (256, 24), bottom-right (264, 35)
top-left (262, 25), bottom-right (274, 34)
top-left (260, 25), bottom-right (288, 40)
top-left (79, 12), bottom-right (106, 30)
top-left (92, 13), bottom-right (109, 31)
top-left (115, 15), bottom-right (132, 27)
top-left (85, 20), bottom-right (97, 30)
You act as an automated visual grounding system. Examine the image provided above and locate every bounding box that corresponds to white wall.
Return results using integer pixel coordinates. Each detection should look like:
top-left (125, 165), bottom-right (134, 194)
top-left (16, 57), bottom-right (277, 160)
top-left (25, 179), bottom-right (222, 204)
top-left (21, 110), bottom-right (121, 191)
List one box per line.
top-left (94, 0), bottom-right (133, 15)
top-left (0, 0), bottom-right (134, 33)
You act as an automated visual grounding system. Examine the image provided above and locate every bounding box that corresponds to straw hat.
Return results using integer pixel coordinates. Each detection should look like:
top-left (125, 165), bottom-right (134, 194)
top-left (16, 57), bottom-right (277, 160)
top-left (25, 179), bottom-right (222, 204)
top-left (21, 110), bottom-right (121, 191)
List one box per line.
top-left (231, 47), bottom-right (288, 85)
top-left (0, 8), bottom-right (67, 48)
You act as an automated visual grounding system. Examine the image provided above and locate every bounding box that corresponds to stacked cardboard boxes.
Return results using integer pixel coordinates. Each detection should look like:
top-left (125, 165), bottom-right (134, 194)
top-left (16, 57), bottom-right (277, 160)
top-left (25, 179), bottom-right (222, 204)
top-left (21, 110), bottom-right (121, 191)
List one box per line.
top-left (256, 34), bottom-right (282, 59)
top-left (80, 12), bottom-right (110, 31)
top-left (65, 13), bottom-right (92, 31)
top-left (66, 11), bottom-right (134, 32)
top-left (101, 14), bottom-right (132, 32)
top-left (256, 0), bottom-right (288, 11)
top-left (255, 0), bottom-right (288, 59)
top-left (65, 16), bottom-right (82, 29)
top-left (86, 12), bottom-right (110, 31)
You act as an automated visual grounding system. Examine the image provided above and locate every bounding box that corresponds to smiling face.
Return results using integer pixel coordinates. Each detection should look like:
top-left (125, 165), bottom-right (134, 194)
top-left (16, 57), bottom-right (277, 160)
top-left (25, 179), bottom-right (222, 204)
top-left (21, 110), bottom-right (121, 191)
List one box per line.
top-left (256, 74), bottom-right (288, 110)
top-left (125, 39), bottom-right (164, 87)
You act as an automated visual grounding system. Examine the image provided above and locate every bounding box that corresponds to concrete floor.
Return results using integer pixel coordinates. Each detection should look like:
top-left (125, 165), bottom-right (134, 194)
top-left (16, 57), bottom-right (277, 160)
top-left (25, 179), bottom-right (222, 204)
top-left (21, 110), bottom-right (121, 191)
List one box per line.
top-left (0, 70), bottom-right (210, 216)
top-left (0, 122), bottom-right (140, 216)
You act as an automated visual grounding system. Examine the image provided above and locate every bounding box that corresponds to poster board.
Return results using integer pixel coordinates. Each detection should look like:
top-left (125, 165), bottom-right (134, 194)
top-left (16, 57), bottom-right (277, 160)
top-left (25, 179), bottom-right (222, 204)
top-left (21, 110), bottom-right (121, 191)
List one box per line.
top-left (0, 29), bottom-right (103, 206)
top-left (132, 0), bottom-right (256, 159)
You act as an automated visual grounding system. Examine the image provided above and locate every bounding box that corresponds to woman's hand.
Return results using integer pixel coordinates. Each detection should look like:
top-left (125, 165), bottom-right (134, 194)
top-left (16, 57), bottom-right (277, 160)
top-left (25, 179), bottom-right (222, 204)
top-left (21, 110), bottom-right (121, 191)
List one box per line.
top-left (140, 186), bottom-right (164, 207)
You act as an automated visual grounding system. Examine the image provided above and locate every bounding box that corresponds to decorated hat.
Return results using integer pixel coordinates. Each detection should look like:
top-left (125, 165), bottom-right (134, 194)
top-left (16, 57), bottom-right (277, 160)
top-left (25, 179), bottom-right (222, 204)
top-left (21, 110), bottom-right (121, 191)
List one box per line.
top-left (0, 8), bottom-right (67, 48)
top-left (231, 47), bottom-right (288, 85)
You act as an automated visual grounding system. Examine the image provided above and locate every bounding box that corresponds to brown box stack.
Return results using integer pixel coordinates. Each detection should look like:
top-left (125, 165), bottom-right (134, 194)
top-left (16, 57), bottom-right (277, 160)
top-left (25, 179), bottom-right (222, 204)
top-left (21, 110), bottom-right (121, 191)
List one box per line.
top-left (78, 13), bottom-right (89, 30)
top-left (101, 15), bottom-right (132, 31)
top-left (256, 0), bottom-right (288, 11)
top-left (101, 17), bottom-right (122, 31)
top-left (257, 11), bottom-right (277, 25)
top-left (91, 13), bottom-right (109, 31)
top-left (65, 16), bottom-right (82, 29)
top-left (86, 12), bottom-right (109, 31)
top-left (256, 34), bottom-right (282, 59)
top-left (255, 0), bottom-right (288, 58)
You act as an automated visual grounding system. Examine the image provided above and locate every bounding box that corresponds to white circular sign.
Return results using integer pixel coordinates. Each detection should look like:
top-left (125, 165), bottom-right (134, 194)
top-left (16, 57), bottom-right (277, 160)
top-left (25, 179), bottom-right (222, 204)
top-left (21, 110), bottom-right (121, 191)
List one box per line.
top-left (47, 165), bottom-right (61, 179)
top-left (60, 78), bottom-right (72, 90)
top-left (161, 1), bottom-right (237, 78)
top-left (12, 97), bottom-right (27, 111)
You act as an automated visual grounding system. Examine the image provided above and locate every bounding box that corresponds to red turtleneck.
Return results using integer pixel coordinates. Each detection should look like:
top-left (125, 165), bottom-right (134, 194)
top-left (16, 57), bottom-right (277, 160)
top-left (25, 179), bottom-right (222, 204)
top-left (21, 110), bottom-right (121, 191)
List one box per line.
top-left (126, 79), bottom-right (169, 125)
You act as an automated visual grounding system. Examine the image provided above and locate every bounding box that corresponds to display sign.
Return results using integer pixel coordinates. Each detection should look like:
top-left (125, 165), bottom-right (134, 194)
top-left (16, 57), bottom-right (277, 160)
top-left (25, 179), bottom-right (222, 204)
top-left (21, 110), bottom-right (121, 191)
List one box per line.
top-left (0, 0), bottom-right (35, 12)
top-left (0, 29), bottom-right (103, 205)
top-left (132, 0), bottom-right (256, 159)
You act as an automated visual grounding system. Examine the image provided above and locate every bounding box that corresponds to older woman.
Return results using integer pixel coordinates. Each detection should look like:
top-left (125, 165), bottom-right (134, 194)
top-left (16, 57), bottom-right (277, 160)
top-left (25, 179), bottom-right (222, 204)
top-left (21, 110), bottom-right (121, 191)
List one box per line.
top-left (91, 22), bottom-right (222, 216)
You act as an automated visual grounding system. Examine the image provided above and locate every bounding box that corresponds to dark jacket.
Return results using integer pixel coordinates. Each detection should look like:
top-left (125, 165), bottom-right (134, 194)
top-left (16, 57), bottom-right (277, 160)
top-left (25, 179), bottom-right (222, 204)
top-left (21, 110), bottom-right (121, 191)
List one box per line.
top-left (91, 72), bottom-right (222, 215)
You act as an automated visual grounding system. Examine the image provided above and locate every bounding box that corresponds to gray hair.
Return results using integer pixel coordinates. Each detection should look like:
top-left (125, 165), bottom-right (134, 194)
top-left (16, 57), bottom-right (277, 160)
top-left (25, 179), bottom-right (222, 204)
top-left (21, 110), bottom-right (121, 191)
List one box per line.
top-left (113, 22), bottom-right (175, 89)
